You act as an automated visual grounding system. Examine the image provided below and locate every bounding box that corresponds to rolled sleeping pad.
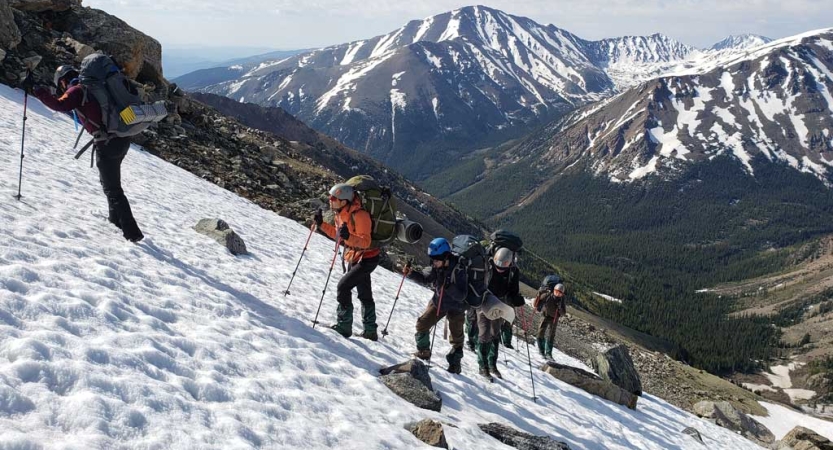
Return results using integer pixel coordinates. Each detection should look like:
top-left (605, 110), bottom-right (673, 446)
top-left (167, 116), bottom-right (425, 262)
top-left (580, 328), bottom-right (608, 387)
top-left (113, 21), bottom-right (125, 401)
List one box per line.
top-left (395, 219), bottom-right (423, 244)
top-left (479, 292), bottom-right (515, 324)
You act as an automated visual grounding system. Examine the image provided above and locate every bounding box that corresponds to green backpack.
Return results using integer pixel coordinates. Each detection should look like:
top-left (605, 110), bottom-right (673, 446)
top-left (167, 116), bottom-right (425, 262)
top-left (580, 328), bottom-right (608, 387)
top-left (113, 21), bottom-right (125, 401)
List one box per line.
top-left (345, 175), bottom-right (398, 248)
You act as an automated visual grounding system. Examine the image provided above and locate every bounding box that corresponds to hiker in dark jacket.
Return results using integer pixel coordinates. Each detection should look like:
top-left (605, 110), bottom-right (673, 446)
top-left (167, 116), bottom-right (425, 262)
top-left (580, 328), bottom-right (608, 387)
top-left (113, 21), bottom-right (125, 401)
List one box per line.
top-left (477, 247), bottom-right (523, 380)
top-left (33, 65), bottom-right (143, 242)
top-left (406, 237), bottom-right (468, 374)
top-left (314, 183), bottom-right (380, 341)
top-left (534, 283), bottom-right (566, 359)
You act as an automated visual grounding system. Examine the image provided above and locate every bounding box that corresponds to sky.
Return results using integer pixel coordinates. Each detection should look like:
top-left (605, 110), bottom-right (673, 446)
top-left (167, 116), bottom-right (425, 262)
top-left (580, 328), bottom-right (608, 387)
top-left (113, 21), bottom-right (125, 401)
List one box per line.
top-left (86, 0), bottom-right (833, 52)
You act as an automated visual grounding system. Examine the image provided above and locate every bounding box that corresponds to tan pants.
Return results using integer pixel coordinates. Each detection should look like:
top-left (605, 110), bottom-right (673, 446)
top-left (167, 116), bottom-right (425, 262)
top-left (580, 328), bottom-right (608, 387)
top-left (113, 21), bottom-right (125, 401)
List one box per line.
top-left (415, 302), bottom-right (465, 348)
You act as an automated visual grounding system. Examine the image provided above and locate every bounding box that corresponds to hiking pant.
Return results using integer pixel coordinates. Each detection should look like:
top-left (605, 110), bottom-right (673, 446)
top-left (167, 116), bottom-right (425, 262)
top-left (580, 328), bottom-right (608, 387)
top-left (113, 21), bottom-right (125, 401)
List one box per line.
top-left (96, 137), bottom-right (142, 240)
top-left (537, 312), bottom-right (559, 356)
top-left (465, 307), bottom-right (478, 350)
top-left (500, 320), bottom-right (513, 347)
top-left (415, 301), bottom-right (465, 366)
top-left (477, 310), bottom-right (503, 369)
top-left (334, 255), bottom-right (379, 336)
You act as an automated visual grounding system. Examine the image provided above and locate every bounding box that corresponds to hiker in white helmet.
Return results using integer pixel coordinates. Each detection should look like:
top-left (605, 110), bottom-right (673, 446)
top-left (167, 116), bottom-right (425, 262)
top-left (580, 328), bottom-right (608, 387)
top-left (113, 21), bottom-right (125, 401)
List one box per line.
top-left (533, 282), bottom-right (566, 359)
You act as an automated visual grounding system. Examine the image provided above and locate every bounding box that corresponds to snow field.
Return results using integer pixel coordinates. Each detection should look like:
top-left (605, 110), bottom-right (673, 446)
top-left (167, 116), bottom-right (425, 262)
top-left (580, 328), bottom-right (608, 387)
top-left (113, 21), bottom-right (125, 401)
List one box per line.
top-left (0, 85), bottom-right (764, 449)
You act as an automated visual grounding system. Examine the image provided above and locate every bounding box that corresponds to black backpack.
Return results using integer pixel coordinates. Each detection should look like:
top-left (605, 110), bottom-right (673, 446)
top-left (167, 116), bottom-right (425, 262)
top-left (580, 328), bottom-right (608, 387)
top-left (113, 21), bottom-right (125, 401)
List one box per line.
top-left (451, 235), bottom-right (488, 307)
top-left (541, 274), bottom-right (562, 291)
top-left (488, 229), bottom-right (523, 254)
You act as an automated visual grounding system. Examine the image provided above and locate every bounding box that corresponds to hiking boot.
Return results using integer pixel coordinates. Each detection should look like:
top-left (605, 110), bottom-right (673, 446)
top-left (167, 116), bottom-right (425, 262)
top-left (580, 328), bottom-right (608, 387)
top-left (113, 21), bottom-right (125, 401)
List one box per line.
top-left (447, 363), bottom-right (461, 375)
top-left (126, 232), bottom-right (144, 243)
top-left (479, 366), bottom-right (493, 382)
top-left (503, 342), bottom-right (514, 350)
top-left (489, 366), bottom-right (503, 379)
top-left (413, 349), bottom-right (432, 360)
top-left (357, 330), bottom-right (378, 341)
top-left (329, 324), bottom-right (352, 339)
top-left (467, 341), bottom-right (476, 352)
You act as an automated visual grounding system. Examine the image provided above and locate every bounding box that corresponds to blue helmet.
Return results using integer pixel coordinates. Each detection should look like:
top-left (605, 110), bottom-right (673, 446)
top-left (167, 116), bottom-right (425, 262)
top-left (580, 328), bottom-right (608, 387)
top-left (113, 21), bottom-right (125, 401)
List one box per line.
top-left (427, 238), bottom-right (451, 258)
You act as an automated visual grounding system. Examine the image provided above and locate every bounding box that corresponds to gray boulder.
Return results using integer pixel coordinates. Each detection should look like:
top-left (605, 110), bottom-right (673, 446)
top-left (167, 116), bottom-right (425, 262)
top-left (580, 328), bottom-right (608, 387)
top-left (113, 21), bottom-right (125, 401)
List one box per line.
top-left (773, 426), bottom-right (833, 450)
top-left (379, 373), bottom-right (442, 412)
top-left (682, 427), bottom-right (704, 444)
top-left (66, 7), bottom-right (164, 84)
top-left (591, 345), bottom-right (642, 396)
top-left (407, 419), bottom-right (448, 449)
top-left (380, 359), bottom-right (433, 391)
top-left (479, 423), bottom-right (571, 450)
top-left (0, 1), bottom-right (22, 50)
top-left (194, 219), bottom-right (248, 255)
top-left (693, 401), bottom-right (774, 445)
top-left (541, 361), bottom-right (638, 410)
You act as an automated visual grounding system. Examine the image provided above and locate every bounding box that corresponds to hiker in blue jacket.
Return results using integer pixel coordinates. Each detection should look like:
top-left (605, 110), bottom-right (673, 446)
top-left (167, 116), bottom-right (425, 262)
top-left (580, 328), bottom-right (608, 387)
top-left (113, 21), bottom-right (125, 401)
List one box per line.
top-left (405, 238), bottom-right (468, 374)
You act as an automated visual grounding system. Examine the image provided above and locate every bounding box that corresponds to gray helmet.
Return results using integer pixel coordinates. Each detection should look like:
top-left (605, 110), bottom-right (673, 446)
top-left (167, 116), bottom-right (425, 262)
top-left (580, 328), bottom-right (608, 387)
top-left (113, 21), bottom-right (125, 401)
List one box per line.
top-left (493, 247), bottom-right (514, 269)
top-left (54, 65), bottom-right (79, 88)
top-left (328, 183), bottom-right (354, 201)
top-left (553, 283), bottom-right (565, 294)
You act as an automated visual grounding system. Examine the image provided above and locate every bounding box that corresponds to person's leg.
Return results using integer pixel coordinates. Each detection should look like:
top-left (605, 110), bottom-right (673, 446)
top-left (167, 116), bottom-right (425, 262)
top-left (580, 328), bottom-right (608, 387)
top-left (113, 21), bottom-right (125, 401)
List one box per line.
top-left (445, 311), bottom-right (465, 374)
top-left (545, 313), bottom-right (559, 358)
top-left (355, 256), bottom-right (379, 336)
top-left (333, 261), bottom-right (372, 337)
top-left (96, 138), bottom-right (141, 241)
top-left (414, 301), bottom-right (440, 359)
top-left (501, 319), bottom-right (514, 348)
top-left (465, 308), bottom-right (478, 351)
top-left (537, 318), bottom-right (550, 356)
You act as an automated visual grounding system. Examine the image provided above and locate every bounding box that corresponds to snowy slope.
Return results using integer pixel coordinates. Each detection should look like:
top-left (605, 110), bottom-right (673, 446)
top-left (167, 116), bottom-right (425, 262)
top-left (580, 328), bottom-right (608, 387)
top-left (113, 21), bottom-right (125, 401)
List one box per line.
top-left (0, 85), bottom-right (763, 449)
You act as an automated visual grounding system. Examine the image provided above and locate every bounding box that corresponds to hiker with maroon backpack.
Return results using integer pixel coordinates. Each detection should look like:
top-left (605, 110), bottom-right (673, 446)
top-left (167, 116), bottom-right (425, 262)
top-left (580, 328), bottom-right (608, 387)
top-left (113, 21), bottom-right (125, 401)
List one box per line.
top-left (534, 279), bottom-right (566, 359)
top-left (405, 238), bottom-right (468, 375)
top-left (31, 54), bottom-right (166, 243)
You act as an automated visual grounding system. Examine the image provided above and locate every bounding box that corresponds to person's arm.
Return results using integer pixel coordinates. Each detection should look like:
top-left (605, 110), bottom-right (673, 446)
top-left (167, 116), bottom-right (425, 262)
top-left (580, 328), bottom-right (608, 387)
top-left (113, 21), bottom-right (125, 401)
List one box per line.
top-left (318, 220), bottom-right (337, 240)
top-left (35, 86), bottom-right (83, 113)
top-left (508, 268), bottom-right (525, 305)
top-left (408, 267), bottom-right (434, 286)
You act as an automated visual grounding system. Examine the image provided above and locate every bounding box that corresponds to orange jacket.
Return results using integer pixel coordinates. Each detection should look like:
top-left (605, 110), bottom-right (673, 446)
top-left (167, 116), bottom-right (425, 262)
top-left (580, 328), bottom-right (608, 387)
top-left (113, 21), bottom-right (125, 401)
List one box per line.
top-left (320, 199), bottom-right (381, 263)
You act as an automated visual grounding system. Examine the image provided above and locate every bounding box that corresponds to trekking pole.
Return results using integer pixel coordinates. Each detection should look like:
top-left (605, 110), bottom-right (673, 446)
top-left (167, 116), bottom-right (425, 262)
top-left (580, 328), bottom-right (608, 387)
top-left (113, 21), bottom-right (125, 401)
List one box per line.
top-left (428, 285), bottom-right (445, 367)
top-left (311, 235), bottom-right (342, 329)
top-left (381, 259), bottom-right (411, 337)
top-left (284, 224), bottom-right (316, 296)
top-left (522, 306), bottom-right (538, 403)
top-left (13, 71), bottom-right (31, 201)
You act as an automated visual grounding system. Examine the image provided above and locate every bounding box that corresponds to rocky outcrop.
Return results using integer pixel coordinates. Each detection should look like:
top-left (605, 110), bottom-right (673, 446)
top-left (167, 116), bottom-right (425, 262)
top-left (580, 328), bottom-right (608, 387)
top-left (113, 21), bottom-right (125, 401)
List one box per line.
top-left (693, 401), bottom-right (774, 445)
top-left (773, 426), bottom-right (833, 450)
top-left (407, 419), bottom-right (448, 449)
top-left (9, 0), bottom-right (80, 12)
top-left (61, 7), bottom-right (163, 84)
top-left (479, 423), bottom-right (571, 450)
top-left (591, 345), bottom-right (642, 396)
top-left (541, 361), bottom-right (638, 410)
top-left (379, 359), bottom-right (442, 412)
top-left (0, 1), bottom-right (22, 50)
top-left (194, 219), bottom-right (248, 255)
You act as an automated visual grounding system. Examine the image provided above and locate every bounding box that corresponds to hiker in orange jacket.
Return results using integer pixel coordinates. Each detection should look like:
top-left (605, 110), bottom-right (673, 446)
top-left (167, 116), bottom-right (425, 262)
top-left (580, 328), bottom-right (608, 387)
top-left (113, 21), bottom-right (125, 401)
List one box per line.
top-left (313, 183), bottom-right (381, 340)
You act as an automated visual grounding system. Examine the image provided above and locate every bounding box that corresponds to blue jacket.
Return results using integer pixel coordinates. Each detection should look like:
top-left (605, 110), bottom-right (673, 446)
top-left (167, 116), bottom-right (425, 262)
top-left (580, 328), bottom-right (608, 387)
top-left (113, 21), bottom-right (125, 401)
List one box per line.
top-left (408, 256), bottom-right (469, 313)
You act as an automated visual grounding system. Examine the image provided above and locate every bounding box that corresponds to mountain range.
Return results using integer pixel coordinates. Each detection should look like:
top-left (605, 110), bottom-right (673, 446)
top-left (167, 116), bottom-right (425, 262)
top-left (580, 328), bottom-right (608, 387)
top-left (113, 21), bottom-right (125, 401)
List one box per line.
top-left (185, 5), bottom-right (781, 180)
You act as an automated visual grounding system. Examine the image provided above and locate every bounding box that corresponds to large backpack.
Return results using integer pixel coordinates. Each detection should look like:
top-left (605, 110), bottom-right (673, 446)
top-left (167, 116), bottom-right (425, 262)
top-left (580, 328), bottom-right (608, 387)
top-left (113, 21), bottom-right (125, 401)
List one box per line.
top-left (451, 235), bottom-right (488, 306)
top-left (78, 53), bottom-right (167, 139)
top-left (488, 229), bottom-right (523, 254)
top-left (344, 175), bottom-right (397, 248)
top-left (541, 274), bottom-right (562, 291)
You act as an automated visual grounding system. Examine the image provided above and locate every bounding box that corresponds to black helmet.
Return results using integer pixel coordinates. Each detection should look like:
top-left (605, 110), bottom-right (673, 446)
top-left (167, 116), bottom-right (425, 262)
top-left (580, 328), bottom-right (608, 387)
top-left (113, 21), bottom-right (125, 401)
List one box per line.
top-left (53, 65), bottom-right (79, 90)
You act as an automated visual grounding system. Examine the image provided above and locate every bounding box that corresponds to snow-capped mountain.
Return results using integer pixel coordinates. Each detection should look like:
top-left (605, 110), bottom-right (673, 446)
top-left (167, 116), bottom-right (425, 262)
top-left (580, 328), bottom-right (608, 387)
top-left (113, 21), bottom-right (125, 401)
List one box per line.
top-left (581, 34), bottom-right (697, 90)
top-left (0, 84), bottom-right (769, 449)
top-left (510, 29), bottom-right (833, 186)
top-left (198, 5), bottom-right (614, 178)
top-left (710, 34), bottom-right (774, 51)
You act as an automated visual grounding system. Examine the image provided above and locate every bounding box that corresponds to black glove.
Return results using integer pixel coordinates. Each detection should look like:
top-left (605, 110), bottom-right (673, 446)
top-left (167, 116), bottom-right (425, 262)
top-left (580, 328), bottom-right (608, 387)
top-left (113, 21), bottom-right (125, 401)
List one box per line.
top-left (338, 223), bottom-right (350, 241)
top-left (313, 209), bottom-right (323, 227)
